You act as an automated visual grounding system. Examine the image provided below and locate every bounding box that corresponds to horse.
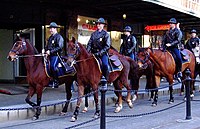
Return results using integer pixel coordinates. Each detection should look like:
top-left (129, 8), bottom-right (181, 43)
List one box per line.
top-left (192, 46), bottom-right (200, 78)
top-left (7, 38), bottom-right (75, 120)
top-left (135, 51), bottom-right (156, 101)
top-left (66, 37), bottom-right (138, 122)
top-left (137, 47), bottom-right (195, 106)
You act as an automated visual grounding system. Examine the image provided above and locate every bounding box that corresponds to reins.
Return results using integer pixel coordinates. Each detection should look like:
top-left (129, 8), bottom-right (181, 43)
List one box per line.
top-left (73, 56), bottom-right (94, 63)
top-left (13, 53), bottom-right (47, 59)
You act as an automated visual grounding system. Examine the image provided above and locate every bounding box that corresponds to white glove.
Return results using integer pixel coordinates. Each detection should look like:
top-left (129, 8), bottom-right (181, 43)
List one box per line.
top-left (166, 43), bottom-right (171, 47)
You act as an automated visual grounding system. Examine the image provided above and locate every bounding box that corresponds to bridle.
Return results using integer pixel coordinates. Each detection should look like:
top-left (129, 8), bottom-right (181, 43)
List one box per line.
top-left (136, 51), bottom-right (150, 69)
top-left (67, 41), bottom-right (80, 59)
top-left (10, 40), bottom-right (27, 55)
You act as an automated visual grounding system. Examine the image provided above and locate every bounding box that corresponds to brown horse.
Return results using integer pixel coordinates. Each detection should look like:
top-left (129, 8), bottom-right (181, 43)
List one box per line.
top-left (137, 47), bottom-right (195, 106)
top-left (7, 39), bottom-right (75, 120)
top-left (135, 51), bottom-right (156, 101)
top-left (67, 37), bottom-right (137, 122)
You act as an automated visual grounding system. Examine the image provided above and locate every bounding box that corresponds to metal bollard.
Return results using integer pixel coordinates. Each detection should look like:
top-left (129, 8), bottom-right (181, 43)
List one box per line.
top-left (100, 76), bottom-right (107, 129)
top-left (185, 69), bottom-right (192, 120)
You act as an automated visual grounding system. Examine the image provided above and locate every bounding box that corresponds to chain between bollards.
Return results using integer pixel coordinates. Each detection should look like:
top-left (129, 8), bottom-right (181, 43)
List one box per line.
top-left (100, 76), bottom-right (107, 129)
top-left (185, 69), bottom-right (192, 120)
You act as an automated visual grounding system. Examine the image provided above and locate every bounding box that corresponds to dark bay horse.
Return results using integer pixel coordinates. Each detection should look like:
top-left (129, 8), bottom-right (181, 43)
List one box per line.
top-left (136, 52), bottom-right (156, 101)
top-left (67, 37), bottom-right (137, 122)
top-left (137, 48), bottom-right (195, 106)
top-left (7, 39), bottom-right (75, 120)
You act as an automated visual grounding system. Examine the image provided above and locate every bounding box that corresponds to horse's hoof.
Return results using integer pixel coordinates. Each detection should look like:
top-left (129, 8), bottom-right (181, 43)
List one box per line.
top-left (114, 105), bottom-right (122, 113)
top-left (132, 95), bottom-right (137, 102)
top-left (93, 113), bottom-right (100, 118)
top-left (82, 107), bottom-right (88, 113)
top-left (127, 100), bottom-right (133, 108)
top-left (151, 102), bottom-right (157, 107)
top-left (168, 100), bottom-right (174, 104)
top-left (70, 116), bottom-right (76, 122)
top-left (32, 115), bottom-right (39, 120)
top-left (148, 98), bottom-right (153, 101)
top-left (179, 92), bottom-right (184, 96)
top-left (114, 102), bottom-right (119, 107)
top-left (59, 112), bottom-right (67, 116)
top-left (190, 94), bottom-right (194, 98)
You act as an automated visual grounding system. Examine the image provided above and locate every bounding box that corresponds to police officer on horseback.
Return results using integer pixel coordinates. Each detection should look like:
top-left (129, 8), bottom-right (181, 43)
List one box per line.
top-left (86, 17), bottom-right (111, 81)
top-left (45, 22), bottom-right (64, 88)
top-left (162, 18), bottom-right (183, 82)
top-left (185, 29), bottom-right (199, 53)
top-left (120, 26), bottom-right (137, 60)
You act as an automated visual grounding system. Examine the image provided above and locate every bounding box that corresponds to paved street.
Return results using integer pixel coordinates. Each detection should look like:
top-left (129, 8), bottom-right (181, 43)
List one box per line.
top-left (0, 77), bottom-right (200, 129)
top-left (1, 92), bottom-right (200, 129)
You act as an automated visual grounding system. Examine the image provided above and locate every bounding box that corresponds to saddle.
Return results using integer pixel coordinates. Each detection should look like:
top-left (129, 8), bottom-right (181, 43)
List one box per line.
top-left (44, 56), bottom-right (76, 78)
top-left (167, 49), bottom-right (190, 64)
top-left (180, 49), bottom-right (190, 60)
top-left (94, 54), bottom-right (123, 73)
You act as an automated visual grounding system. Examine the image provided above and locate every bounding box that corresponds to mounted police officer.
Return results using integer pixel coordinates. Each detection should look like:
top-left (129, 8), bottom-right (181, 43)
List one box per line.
top-left (45, 22), bottom-right (64, 88)
top-left (162, 18), bottom-right (183, 82)
top-left (185, 29), bottom-right (199, 53)
top-left (120, 26), bottom-right (137, 60)
top-left (86, 17), bottom-right (111, 81)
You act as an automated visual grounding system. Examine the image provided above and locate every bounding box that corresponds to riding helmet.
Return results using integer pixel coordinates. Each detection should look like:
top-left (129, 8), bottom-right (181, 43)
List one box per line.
top-left (168, 18), bottom-right (177, 24)
top-left (124, 26), bottom-right (132, 32)
top-left (190, 29), bottom-right (197, 34)
top-left (48, 22), bottom-right (59, 28)
top-left (96, 18), bottom-right (106, 24)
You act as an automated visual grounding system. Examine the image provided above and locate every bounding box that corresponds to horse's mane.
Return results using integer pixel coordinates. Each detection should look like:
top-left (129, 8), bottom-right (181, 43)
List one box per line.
top-left (17, 38), bottom-right (39, 54)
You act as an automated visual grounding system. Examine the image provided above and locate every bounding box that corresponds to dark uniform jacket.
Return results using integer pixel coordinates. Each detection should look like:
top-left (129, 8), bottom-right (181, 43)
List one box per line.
top-left (45, 33), bottom-right (64, 56)
top-left (86, 29), bottom-right (110, 56)
top-left (162, 28), bottom-right (182, 49)
top-left (185, 37), bottom-right (199, 52)
top-left (120, 35), bottom-right (137, 55)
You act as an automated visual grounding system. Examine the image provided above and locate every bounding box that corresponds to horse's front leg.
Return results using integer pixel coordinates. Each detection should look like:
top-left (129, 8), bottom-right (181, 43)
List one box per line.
top-left (168, 76), bottom-right (175, 104)
top-left (32, 86), bottom-right (43, 120)
top-left (25, 86), bottom-right (37, 107)
top-left (71, 85), bottom-right (84, 122)
top-left (60, 82), bottom-right (73, 116)
top-left (113, 80), bottom-right (123, 113)
top-left (152, 75), bottom-right (160, 106)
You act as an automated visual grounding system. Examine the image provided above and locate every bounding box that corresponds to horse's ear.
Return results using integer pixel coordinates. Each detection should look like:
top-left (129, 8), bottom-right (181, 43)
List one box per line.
top-left (72, 37), bottom-right (76, 44)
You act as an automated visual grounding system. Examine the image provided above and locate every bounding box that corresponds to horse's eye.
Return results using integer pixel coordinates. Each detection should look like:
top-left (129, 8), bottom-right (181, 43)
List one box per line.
top-left (15, 44), bottom-right (19, 47)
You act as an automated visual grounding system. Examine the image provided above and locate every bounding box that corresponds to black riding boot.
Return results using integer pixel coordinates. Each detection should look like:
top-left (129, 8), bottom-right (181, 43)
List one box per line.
top-left (177, 67), bottom-right (182, 83)
top-left (49, 71), bottom-right (59, 88)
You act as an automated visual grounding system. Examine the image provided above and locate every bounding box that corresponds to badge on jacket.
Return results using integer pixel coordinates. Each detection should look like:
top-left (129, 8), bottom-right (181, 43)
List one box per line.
top-left (128, 39), bottom-right (130, 42)
top-left (100, 38), bottom-right (102, 41)
top-left (52, 40), bottom-right (54, 44)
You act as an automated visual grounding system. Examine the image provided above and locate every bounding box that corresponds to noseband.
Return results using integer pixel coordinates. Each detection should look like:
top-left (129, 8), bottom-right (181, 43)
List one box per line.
top-left (137, 51), bottom-right (150, 64)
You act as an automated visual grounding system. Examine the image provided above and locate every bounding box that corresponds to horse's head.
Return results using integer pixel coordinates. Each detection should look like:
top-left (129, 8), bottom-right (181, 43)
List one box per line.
top-left (66, 37), bottom-right (81, 65)
top-left (136, 47), bottom-right (150, 69)
top-left (7, 40), bottom-right (27, 61)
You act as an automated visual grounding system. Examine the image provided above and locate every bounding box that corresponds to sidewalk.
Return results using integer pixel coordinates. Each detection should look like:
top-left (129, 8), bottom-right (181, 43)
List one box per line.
top-left (0, 77), bottom-right (199, 122)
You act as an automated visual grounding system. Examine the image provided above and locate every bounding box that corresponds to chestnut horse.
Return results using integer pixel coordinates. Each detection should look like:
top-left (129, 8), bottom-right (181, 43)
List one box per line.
top-left (7, 39), bottom-right (75, 120)
top-left (67, 37), bottom-right (138, 122)
top-left (137, 48), bottom-right (195, 106)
